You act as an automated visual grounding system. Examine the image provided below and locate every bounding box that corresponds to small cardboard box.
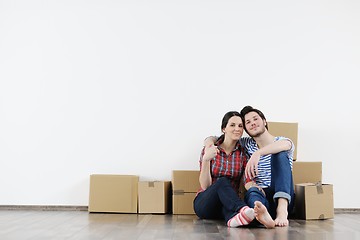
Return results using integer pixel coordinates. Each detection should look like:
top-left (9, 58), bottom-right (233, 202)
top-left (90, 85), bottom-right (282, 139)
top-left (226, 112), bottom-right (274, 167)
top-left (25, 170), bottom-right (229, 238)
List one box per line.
top-left (89, 174), bottom-right (139, 213)
top-left (267, 122), bottom-right (298, 160)
top-left (295, 183), bottom-right (334, 220)
top-left (172, 192), bottom-right (197, 215)
top-left (172, 170), bottom-right (200, 214)
top-left (292, 161), bottom-right (322, 185)
top-left (138, 181), bottom-right (171, 214)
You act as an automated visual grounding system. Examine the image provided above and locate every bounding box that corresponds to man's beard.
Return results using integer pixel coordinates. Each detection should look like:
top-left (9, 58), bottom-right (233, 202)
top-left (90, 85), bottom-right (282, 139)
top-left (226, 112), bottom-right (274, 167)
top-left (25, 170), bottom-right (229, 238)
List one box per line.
top-left (249, 126), bottom-right (266, 138)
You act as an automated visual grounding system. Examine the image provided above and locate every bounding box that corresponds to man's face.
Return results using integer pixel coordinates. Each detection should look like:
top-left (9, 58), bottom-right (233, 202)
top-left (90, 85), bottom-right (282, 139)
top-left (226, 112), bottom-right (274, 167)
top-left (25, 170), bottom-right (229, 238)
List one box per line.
top-left (244, 111), bottom-right (266, 138)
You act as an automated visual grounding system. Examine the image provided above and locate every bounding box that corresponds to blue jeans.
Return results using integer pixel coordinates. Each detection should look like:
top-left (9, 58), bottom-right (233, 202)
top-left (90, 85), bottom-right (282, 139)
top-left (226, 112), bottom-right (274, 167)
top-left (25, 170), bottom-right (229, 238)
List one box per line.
top-left (245, 151), bottom-right (295, 219)
top-left (193, 177), bottom-right (247, 222)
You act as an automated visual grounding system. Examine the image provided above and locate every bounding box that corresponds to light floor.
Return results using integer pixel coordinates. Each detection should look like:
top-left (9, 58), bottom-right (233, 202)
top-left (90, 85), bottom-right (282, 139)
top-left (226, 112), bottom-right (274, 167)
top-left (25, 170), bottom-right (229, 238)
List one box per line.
top-left (1, 210), bottom-right (360, 240)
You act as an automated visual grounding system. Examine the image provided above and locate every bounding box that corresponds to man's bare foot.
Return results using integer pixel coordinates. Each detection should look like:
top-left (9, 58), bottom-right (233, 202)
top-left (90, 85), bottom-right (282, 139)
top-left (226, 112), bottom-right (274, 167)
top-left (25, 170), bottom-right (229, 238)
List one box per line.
top-left (254, 201), bottom-right (275, 229)
top-left (274, 199), bottom-right (289, 227)
top-left (274, 213), bottom-right (288, 227)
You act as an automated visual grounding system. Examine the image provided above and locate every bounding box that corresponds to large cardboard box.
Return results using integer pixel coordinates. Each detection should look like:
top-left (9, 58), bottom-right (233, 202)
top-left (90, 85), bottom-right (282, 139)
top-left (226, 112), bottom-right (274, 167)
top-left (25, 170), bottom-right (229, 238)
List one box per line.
top-left (295, 183), bottom-right (334, 220)
top-left (172, 192), bottom-right (197, 215)
top-left (138, 181), bottom-right (171, 214)
top-left (267, 122), bottom-right (298, 160)
top-left (172, 170), bottom-right (200, 214)
top-left (292, 161), bottom-right (322, 185)
top-left (172, 170), bottom-right (200, 193)
top-left (89, 174), bottom-right (139, 213)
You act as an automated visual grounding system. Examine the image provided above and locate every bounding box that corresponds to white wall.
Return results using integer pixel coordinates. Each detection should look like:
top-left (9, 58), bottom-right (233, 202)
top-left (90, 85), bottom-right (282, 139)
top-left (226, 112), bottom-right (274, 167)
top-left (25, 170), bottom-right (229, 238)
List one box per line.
top-left (0, 0), bottom-right (359, 208)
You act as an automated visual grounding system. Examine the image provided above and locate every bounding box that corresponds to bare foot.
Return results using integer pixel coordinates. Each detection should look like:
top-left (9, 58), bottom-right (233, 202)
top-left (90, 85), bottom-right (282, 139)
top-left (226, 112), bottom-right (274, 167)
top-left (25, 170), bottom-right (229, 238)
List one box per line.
top-left (274, 200), bottom-right (289, 227)
top-left (254, 201), bottom-right (275, 229)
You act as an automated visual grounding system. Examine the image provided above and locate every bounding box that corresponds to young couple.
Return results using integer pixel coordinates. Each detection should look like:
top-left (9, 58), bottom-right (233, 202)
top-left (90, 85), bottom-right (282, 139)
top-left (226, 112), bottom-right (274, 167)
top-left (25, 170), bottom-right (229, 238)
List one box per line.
top-left (193, 106), bottom-right (295, 228)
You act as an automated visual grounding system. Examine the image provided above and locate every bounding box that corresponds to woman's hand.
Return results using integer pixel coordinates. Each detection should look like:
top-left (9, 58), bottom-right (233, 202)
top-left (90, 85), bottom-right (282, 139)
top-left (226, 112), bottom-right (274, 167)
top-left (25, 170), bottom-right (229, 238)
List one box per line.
top-left (204, 136), bottom-right (216, 148)
top-left (199, 145), bottom-right (218, 190)
top-left (245, 151), bottom-right (260, 179)
top-left (203, 144), bottom-right (218, 161)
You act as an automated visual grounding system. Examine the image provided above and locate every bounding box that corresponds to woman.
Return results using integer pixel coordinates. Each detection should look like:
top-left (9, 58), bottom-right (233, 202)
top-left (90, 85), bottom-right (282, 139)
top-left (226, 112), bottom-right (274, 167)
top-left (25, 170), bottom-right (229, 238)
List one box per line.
top-left (193, 111), bottom-right (254, 227)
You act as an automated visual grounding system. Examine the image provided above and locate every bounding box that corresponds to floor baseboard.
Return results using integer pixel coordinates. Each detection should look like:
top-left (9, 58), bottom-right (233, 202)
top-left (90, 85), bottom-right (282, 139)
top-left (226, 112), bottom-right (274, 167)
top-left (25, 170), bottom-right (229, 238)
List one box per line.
top-left (1, 205), bottom-right (359, 213)
top-left (0, 205), bottom-right (88, 211)
top-left (334, 208), bottom-right (360, 213)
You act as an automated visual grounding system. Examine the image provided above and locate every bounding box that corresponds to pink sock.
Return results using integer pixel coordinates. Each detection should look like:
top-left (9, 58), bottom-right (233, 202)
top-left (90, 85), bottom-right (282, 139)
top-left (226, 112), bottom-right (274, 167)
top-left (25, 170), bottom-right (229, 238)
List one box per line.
top-left (227, 206), bottom-right (255, 227)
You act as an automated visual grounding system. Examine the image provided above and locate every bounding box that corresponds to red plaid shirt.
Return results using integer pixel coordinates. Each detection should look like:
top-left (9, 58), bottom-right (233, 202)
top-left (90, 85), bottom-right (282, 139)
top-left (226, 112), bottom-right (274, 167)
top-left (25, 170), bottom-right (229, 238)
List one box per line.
top-left (199, 139), bottom-right (248, 194)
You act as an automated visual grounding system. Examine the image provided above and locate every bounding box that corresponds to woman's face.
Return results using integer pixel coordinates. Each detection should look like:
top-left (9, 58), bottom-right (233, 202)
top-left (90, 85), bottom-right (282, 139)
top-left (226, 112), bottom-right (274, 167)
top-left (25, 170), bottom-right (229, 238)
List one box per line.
top-left (222, 116), bottom-right (244, 141)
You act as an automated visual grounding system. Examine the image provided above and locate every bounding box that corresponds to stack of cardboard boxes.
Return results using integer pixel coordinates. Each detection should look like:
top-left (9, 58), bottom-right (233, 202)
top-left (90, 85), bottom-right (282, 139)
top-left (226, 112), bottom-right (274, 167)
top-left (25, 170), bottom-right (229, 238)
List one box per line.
top-left (268, 122), bottom-right (334, 220)
top-left (88, 122), bottom-right (334, 219)
top-left (292, 162), bottom-right (334, 219)
top-left (172, 170), bottom-right (200, 214)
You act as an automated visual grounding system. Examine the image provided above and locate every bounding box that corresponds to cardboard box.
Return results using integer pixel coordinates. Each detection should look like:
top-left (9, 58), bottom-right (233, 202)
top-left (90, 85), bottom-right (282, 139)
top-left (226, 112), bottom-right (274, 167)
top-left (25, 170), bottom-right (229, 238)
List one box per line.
top-left (89, 174), bottom-right (139, 213)
top-left (172, 170), bottom-right (200, 193)
top-left (138, 181), bottom-right (171, 214)
top-left (267, 122), bottom-right (298, 160)
top-left (292, 161), bottom-right (322, 185)
top-left (172, 170), bottom-right (200, 214)
top-left (172, 192), bottom-right (197, 215)
top-left (295, 183), bottom-right (334, 220)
